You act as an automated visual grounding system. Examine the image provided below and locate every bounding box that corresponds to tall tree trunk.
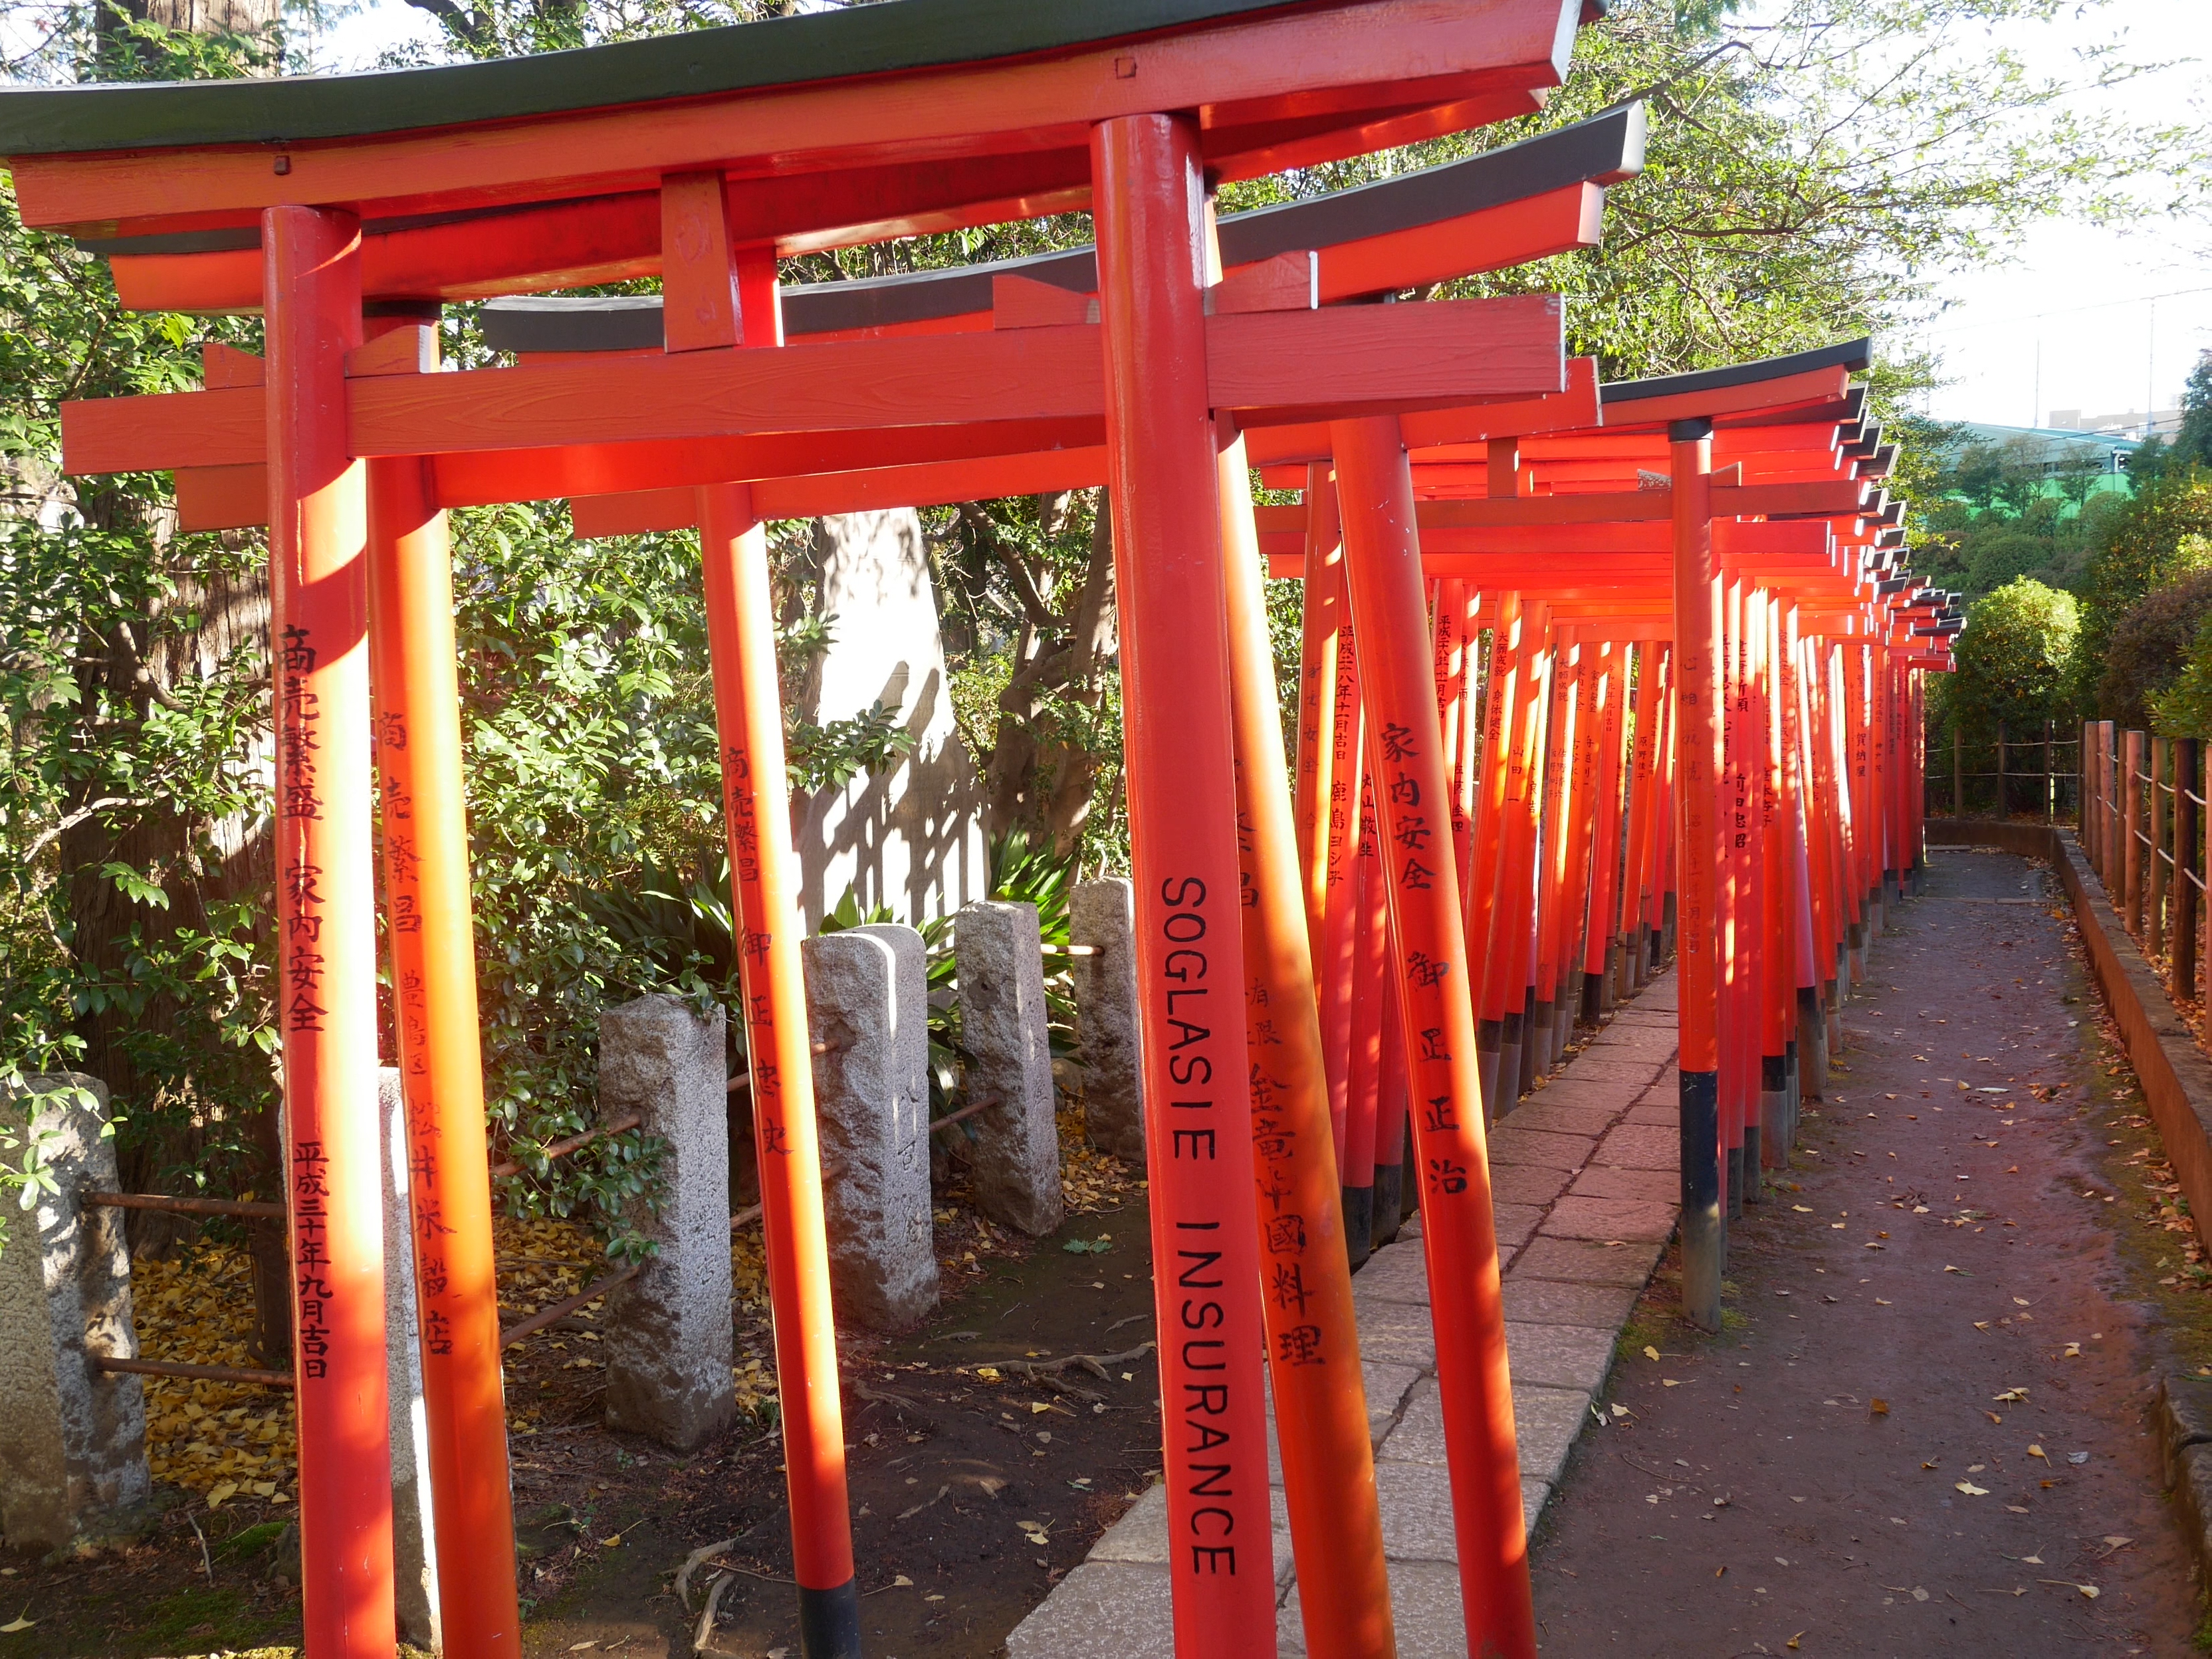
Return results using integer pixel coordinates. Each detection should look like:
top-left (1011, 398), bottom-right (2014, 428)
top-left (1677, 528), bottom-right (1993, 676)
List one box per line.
top-left (979, 496), bottom-right (1119, 854)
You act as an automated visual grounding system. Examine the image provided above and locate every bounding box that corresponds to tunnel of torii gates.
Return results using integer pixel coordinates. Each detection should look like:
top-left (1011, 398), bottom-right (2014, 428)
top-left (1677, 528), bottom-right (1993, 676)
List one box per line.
top-left (0, 0), bottom-right (1958, 1654)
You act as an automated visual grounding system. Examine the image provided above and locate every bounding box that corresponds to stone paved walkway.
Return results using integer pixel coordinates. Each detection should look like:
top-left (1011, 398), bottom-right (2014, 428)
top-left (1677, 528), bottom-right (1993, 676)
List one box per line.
top-left (1006, 971), bottom-right (1682, 1657)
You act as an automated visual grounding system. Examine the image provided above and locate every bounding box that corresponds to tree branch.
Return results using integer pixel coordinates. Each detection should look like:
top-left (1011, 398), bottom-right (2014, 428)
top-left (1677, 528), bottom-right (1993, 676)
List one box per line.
top-left (24, 797), bottom-right (146, 863)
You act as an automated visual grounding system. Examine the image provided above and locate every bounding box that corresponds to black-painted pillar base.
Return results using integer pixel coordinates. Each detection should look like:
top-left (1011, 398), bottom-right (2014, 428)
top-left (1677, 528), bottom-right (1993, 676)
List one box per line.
top-left (1495, 1010), bottom-right (1524, 1121)
top-left (1680, 1068), bottom-right (1723, 1331)
top-left (1782, 1038), bottom-right (1801, 1150)
top-left (1517, 987), bottom-right (1539, 1099)
top-left (1581, 968), bottom-right (1604, 1024)
top-left (1797, 988), bottom-right (1825, 1101)
top-left (1341, 1185), bottom-right (1373, 1272)
top-left (798, 1580), bottom-right (863, 1659)
top-left (1371, 1162), bottom-right (1404, 1248)
top-left (1743, 1126), bottom-right (1763, 1202)
top-left (1476, 1017), bottom-right (1503, 1122)
top-left (1725, 1142), bottom-right (1745, 1221)
top-left (1758, 1051), bottom-right (1786, 1181)
top-left (1532, 999), bottom-right (1557, 1078)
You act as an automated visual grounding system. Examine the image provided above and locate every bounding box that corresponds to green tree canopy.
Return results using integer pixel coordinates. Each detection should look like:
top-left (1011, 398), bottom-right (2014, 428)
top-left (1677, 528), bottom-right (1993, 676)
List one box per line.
top-left (1945, 578), bottom-right (2080, 745)
top-left (2070, 471), bottom-right (2212, 715)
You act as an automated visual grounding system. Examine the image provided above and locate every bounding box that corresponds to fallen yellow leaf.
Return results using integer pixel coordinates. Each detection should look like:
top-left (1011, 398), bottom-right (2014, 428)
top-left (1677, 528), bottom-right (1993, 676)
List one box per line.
top-left (206, 1481), bottom-right (238, 1509)
top-left (892, 1575), bottom-right (913, 1588)
top-left (1956, 1481), bottom-right (1989, 1496)
top-left (1029, 1402), bottom-right (1053, 1414)
top-left (2027, 1444), bottom-right (2046, 1460)
top-left (1786, 1632), bottom-right (1806, 1651)
top-left (1662, 1379), bottom-right (1682, 1388)
top-left (1870, 1398), bottom-right (1890, 1416)
top-left (1643, 1346), bottom-right (1660, 1362)
top-left (0, 1616), bottom-right (32, 1635)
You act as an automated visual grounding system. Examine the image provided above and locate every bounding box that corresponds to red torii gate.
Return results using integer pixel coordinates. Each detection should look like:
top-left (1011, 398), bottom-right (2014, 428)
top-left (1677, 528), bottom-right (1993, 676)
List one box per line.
top-left (3, 3), bottom-right (1615, 1656)
top-left (1245, 342), bottom-right (1949, 1329)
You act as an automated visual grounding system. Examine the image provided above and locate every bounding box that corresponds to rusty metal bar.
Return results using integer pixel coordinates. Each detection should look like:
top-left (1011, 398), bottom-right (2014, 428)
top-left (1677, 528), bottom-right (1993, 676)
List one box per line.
top-left (83, 1192), bottom-right (286, 1220)
top-left (487, 1111), bottom-right (644, 1180)
top-left (95, 1355), bottom-right (294, 1388)
top-left (497, 1262), bottom-right (642, 1349)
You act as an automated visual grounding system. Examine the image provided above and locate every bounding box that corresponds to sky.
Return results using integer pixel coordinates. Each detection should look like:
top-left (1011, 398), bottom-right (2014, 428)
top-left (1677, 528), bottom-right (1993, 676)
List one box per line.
top-left (310, 0), bottom-right (2212, 435)
top-left (1896, 0), bottom-right (2212, 433)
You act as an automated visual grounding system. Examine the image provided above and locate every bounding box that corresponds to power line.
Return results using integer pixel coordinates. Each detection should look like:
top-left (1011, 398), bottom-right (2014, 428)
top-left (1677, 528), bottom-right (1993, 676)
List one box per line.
top-left (1910, 283), bottom-right (2212, 337)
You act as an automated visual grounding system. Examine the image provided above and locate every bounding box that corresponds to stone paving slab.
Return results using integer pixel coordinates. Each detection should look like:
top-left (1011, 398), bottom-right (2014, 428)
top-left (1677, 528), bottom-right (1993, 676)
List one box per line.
top-left (1511, 1234), bottom-right (1666, 1287)
top-left (1501, 1276), bottom-right (1641, 1329)
top-left (1543, 1195), bottom-right (1678, 1243)
top-left (1484, 1126), bottom-right (1596, 1170)
top-left (1501, 1097), bottom-right (1620, 1138)
top-left (1490, 1160), bottom-right (1576, 1207)
top-left (1567, 1164), bottom-right (1679, 1204)
top-left (1493, 1202), bottom-right (1543, 1254)
top-left (1006, 968), bottom-right (1681, 1658)
top-left (1588, 1122), bottom-right (1679, 1170)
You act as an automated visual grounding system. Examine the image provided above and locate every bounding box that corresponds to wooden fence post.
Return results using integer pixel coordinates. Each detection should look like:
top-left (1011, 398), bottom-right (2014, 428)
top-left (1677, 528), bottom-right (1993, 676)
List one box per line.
top-left (2152, 736), bottom-right (2171, 958)
top-left (2124, 730), bottom-right (2146, 934)
top-left (2177, 738), bottom-right (2199, 1002)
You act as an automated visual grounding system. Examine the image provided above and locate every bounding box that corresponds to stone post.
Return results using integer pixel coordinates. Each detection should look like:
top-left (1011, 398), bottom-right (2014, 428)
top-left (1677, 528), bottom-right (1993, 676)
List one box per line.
top-left (378, 1069), bottom-right (441, 1650)
top-left (954, 901), bottom-right (1065, 1237)
top-left (596, 996), bottom-right (735, 1451)
top-left (804, 926), bottom-right (939, 1330)
top-left (1070, 878), bottom-right (1145, 1161)
top-left (0, 1073), bottom-right (151, 1552)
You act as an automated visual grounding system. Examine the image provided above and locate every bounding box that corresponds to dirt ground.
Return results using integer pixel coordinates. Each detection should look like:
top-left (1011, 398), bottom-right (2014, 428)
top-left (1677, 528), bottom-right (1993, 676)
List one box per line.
top-left (1531, 845), bottom-right (2211, 1656)
top-left (1, 1152), bottom-right (1161, 1659)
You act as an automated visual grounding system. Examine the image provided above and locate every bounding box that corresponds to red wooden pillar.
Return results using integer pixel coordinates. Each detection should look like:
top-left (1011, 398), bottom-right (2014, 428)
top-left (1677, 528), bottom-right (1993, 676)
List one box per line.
top-left (1345, 803), bottom-right (1386, 1265)
top-left (1294, 470), bottom-right (1346, 954)
top-left (1465, 593), bottom-right (1523, 1104)
top-left (1755, 595), bottom-right (1789, 1175)
top-left (1532, 641), bottom-right (1578, 1074)
top-left (1322, 615), bottom-right (1367, 1165)
top-left (1583, 643), bottom-right (1628, 1014)
top-left (700, 483), bottom-right (859, 1654)
top-left (264, 203), bottom-right (397, 1659)
top-left (1093, 112), bottom-right (1275, 1650)
top-left (1618, 644), bottom-right (1662, 988)
top-left (675, 184), bottom-right (861, 1647)
top-left (1216, 437), bottom-right (1394, 1659)
top-left (1555, 645), bottom-right (1603, 1042)
top-left (365, 346), bottom-right (522, 1659)
top-left (1670, 416), bottom-right (1724, 1332)
top-left (1335, 413), bottom-right (1537, 1659)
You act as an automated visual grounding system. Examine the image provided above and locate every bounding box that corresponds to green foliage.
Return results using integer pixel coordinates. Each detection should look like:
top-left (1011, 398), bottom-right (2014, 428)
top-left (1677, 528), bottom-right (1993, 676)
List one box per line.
top-left (2150, 620), bottom-right (2212, 740)
top-left (1945, 578), bottom-right (2080, 742)
top-left (1912, 430), bottom-right (2128, 601)
top-left (2070, 472), bottom-right (2212, 716)
top-left (2095, 570), bottom-right (2212, 732)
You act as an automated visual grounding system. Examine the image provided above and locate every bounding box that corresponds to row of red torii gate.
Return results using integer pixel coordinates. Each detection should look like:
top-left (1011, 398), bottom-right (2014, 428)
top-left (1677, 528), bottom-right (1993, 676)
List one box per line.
top-left (0, 2), bottom-right (1953, 1656)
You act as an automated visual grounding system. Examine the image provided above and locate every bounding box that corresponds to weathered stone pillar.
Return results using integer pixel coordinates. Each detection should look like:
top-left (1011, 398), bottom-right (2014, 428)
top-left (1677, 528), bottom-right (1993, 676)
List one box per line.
top-left (596, 996), bottom-right (735, 1450)
top-left (0, 1073), bottom-right (151, 1551)
top-left (804, 925), bottom-right (939, 1330)
top-left (378, 1069), bottom-right (441, 1650)
top-left (954, 901), bottom-right (1065, 1237)
top-left (1071, 878), bottom-right (1145, 1161)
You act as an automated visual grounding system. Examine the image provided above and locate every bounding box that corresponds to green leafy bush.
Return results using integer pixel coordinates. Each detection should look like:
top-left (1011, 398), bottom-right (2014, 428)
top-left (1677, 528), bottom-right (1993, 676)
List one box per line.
top-left (2096, 570), bottom-right (2212, 732)
top-left (2071, 472), bottom-right (2212, 715)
